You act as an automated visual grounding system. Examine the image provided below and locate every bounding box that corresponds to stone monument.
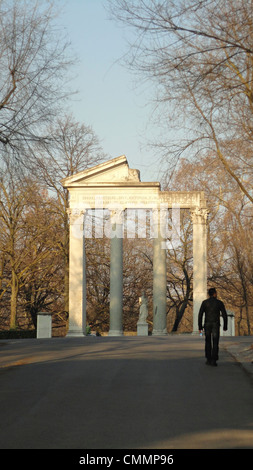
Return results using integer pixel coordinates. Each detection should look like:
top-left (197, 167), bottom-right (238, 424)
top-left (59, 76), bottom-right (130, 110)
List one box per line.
top-left (61, 155), bottom-right (208, 336)
top-left (36, 312), bottom-right (52, 339)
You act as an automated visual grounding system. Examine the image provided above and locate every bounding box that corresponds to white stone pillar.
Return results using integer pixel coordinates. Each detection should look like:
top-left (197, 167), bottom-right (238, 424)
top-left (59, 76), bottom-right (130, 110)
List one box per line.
top-left (191, 207), bottom-right (208, 333)
top-left (152, 209), bottom-right (167, 335)
top-left (109, 210), bottom-right (124, 336)
top-left (67, 209), bottom-right (86, 336)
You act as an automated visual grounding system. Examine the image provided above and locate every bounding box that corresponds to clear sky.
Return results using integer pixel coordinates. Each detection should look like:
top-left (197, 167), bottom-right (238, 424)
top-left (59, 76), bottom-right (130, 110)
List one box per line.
top-left (58, 0), bottom-right (165, 182)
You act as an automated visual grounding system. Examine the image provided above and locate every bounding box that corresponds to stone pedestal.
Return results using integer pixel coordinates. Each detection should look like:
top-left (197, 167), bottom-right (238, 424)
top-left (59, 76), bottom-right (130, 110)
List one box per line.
top-left (37, 313), bottom-right (52, 339)
top-left (137, 322), bottom-right (149, 336)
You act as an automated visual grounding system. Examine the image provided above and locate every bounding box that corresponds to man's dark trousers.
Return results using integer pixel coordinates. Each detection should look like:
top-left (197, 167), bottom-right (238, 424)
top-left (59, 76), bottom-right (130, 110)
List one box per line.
top-left (205, 322), bottom-right (220, 362)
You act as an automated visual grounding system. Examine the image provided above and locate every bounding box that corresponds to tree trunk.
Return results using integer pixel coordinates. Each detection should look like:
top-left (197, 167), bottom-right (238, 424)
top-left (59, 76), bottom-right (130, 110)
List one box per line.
top-left (245, 304), bottom-right (251, 336)
top-left (237, 307), bottom-right (243, 336)
top-left (10, 270), bottom-right (18, 329)
top-left (171, 301), bottom-right (188, 332)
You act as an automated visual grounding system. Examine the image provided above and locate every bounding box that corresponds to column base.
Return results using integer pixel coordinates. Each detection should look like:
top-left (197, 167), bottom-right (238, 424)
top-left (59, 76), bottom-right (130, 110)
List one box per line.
top-left (152, 328), bottom-right (168, 336)
top-left (67, 326), bottom-right (85, 337)
top-left (108, 329), bottom-right (124, 336)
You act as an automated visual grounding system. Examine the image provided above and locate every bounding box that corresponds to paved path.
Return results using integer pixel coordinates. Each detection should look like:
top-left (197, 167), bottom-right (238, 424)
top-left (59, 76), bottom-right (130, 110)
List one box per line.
top-left (0, 335), bottom-right (253, 449)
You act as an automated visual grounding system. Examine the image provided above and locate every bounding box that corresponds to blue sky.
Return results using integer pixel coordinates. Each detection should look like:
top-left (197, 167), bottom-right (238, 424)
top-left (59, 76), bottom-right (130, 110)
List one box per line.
top-left (59, 0), bottom-right (165, 182)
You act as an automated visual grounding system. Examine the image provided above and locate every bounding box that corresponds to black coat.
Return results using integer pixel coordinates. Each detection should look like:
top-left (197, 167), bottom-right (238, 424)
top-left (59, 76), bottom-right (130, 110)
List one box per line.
top-left (198, 296), bottom-right (228, 330)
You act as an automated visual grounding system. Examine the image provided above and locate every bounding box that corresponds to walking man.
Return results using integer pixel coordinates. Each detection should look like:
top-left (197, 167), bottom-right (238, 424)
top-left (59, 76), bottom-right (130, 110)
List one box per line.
top-left (198, 288), bottom-right (228, 366)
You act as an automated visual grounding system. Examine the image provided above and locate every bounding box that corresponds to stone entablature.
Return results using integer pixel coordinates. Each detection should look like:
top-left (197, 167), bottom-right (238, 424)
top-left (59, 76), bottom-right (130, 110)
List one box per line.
top-left (68, 188), bottom-right (205, 210)
top-left (62, 155), bottom-right (206, 211)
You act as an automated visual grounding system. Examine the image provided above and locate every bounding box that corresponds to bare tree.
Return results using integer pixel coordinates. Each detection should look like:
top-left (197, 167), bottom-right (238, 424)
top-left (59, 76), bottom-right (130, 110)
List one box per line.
top-left (168, 155), bottom-right (253, 334)
top-left (165, 210), bottom-right (193, 332)
top-left (108, 0), bottom-right (253, 203)
top-left (0, 0), bottom-right (73, 161)
top-left (0, 173), bottom-right (28, 328)
top-left (34, 115), bottom-right (106, 313)
top-left (0, 165), bottom-right (62, 329)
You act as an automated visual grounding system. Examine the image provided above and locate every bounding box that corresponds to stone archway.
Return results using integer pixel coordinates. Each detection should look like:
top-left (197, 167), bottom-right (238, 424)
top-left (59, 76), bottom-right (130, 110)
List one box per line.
top-left (61, 155), bottom-right (208, 336)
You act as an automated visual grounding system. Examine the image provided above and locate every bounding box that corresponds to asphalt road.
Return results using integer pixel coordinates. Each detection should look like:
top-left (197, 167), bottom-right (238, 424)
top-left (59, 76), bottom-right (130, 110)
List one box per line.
top-left (0, 335), bottom-right (253, 450)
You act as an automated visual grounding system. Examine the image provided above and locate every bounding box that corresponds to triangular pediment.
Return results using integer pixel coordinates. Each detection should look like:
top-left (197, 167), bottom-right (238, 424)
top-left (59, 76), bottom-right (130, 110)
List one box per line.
top-left (61, 155), bottom-right (141, 187)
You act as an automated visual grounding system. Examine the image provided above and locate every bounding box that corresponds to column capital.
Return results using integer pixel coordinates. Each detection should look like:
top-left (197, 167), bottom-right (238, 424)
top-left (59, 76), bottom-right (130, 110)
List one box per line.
top-left (110, 208), bottom-right (124, 225)
top-left (191, 207), bottom-right (209, 224)
top-left (67, 208), bottom-right (86, 225)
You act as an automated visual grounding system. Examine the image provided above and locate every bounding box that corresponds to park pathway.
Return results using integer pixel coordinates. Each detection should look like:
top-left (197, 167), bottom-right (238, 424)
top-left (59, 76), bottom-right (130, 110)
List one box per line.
top-left (0, 335), bottom-right (253, 449)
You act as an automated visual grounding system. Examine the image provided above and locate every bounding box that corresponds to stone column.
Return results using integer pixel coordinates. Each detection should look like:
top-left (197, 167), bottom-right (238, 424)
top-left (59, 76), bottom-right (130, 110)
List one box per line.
top-left (67, 209), bottom-right (86, 336)
top-left (191, 207), bottom-right (208, 333)
top-left (109, 210), bottom-right (124, 336)
top-left (152, 209), bottom-right (167, 335)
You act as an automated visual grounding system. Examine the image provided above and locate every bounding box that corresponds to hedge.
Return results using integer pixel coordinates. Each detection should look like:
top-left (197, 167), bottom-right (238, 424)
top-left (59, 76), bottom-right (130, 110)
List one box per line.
top-left (0, 330), bottom-right (36, 339)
